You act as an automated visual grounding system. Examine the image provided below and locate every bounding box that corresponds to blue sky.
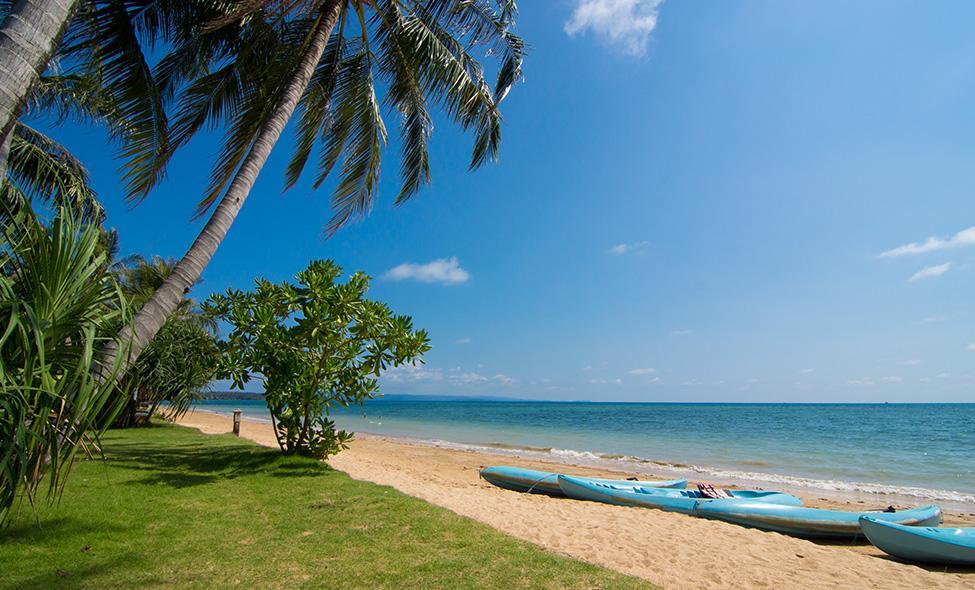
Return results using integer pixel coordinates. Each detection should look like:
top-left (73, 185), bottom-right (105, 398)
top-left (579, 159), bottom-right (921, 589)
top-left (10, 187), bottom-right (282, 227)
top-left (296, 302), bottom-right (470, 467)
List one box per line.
top-left (45, 0), bottom-right (975, 402)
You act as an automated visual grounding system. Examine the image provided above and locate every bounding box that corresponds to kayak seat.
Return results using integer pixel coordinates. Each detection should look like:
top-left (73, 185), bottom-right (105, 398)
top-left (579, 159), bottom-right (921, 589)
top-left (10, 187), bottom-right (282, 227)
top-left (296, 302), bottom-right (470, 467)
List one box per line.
top-left (697, 483), bottom-right (732, 499)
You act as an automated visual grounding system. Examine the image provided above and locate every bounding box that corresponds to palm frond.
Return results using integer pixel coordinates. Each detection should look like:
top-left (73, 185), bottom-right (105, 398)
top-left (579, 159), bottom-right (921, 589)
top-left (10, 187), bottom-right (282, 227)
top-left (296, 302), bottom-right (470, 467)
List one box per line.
top-left (64, 0), bottom-right (170, 202)
top-left (6, 123), bottom-right (101, 221)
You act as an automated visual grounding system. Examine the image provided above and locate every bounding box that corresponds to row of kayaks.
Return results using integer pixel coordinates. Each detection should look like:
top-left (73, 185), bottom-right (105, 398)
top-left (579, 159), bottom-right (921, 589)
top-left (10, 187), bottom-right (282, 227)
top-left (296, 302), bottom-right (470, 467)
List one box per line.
top-left (479, 466), bottom-right (974, 565)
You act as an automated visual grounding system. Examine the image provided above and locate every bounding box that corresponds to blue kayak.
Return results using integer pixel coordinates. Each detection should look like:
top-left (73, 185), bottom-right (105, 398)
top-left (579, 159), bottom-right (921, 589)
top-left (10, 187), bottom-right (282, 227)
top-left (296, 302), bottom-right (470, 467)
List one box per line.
top-left (557, 475), bottom-right (803, 513)
top-left (479, 466), bottom-right (686, 496)
top-left (696, 500), bottom-right (942, 539)
top-left (860, 516), bottom-right (975, 565)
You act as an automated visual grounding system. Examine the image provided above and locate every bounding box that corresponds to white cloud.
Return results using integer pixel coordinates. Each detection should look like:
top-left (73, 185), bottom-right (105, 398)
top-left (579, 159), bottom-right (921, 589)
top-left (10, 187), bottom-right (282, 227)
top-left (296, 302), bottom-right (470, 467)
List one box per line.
top-left (647, 377), bottom-right (662, 384)
top-left (383, 363), bottom-right (445, 383)
top-left (903, 359), bottom-right (921, 366)
top-left (847, 377), bottom-right (875, 386)
top-left (565, 0), bottom-right (664, 57)
top-left (908, 262), bottom-right (952, 282)
top-left (608, 240), bottom-right (649, 255)
top-left (671, 329), bottom-right (692, 336)
top-left (384, 257), bottom-right (469, 285)
top-left (589, 378), bottom-right (623, 385)
top-left (936, 372), bottom-right (951, 379)
top-left (383, 364), bottom-right (513, 387)
top-left (879, 226), bottom-right (975, 258)
top-left (492, 374), bottom-right (515, 386)
top-left (453, 337), bottom-right (472, 345)
top-left (968, 343), bottom-right (975, 352)
top-left (798, 368), bottom-right (815, 374)
top-left (918, 315), bottom-right (948, 325)
top-left (880, 376), bottom-right (903, 383)
top-left (628, 367), bottom-right (656, 375)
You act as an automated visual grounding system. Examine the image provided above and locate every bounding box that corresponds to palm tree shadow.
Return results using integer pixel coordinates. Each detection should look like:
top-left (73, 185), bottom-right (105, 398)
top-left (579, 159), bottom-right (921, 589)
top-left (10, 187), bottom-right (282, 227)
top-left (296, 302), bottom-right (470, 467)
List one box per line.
top-left (95, 430), bottom-right (335, 489)
top-left (10, 552), bottom-right (141, 590)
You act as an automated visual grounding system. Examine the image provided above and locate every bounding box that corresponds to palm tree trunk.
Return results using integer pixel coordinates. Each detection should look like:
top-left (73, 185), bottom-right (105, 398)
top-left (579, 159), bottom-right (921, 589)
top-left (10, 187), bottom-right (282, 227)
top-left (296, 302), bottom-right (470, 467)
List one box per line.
top-left (99, 0), bottom-right (344, 377)
top-left (0, 0), bottom-right (80, 180)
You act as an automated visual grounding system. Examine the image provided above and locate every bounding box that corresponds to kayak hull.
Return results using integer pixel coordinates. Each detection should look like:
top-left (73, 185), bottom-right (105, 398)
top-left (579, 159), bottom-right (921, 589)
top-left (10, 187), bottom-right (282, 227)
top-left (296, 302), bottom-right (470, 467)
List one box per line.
top-left (696, 500), bottom-right (943, 539)
top-left (479, 466), bottom-right (686, 496)
top-left (860, 516), bottom-right (975, 565)
top-left (558, 475), bottom-right (703, 514)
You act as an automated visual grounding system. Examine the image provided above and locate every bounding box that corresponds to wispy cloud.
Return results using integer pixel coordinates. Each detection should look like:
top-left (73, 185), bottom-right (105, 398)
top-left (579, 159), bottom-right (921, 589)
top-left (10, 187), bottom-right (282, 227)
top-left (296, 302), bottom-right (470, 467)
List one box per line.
top-left (847, 377), bottom-right (875, 386)
top-left (607, 240), bottom-right (649, 255)
top-left (384, 257), bottom-right (469, 285)
top-left (967, 343), bottom-right (975, 352)
top-left (565, 0), bottom-right (664, 57)
top-left (671, 329), bottom-right (692, 336)
top-left (908, 262), bottom-right (952, 282)
top-left (452, 337), bottom-right (472, 345)
top-left (383, 364), bottom-right (513, 387)
top-left (798, 368), bottom-right (814, 374)
top-left (879, 226), bottom-right (975, 258)
top-left (918, 315), bottom-right (948, 325)
top-left (627, 367), bottom-right (656, 375)
top-left (880, 376), bottom-right (903, 383)
top-left (903, 359), bottom-right (921, 366)
top-left (589, 378), bottom-right (623, 385)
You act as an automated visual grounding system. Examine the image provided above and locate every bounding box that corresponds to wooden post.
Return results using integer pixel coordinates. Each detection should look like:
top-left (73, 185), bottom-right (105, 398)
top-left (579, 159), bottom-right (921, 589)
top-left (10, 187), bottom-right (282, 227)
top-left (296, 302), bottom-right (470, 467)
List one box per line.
top-left (233, 409), bottom-right (242, 436)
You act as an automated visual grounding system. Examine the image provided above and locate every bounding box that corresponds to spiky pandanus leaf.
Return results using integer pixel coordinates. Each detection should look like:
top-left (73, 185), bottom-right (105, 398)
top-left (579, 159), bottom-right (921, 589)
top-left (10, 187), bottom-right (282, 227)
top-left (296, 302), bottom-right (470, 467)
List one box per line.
top-left (0, 201), bottom-right (130, 525)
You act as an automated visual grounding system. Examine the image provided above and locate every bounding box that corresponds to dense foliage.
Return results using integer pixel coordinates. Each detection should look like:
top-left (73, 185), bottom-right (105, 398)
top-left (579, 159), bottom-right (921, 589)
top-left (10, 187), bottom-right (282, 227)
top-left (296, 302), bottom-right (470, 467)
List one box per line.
top-left (111, 255), bottom-right (220, 427)
top-left (0, 203), bottom-right (129, 524)
top-left (205, 259), bottom-right (430, 458)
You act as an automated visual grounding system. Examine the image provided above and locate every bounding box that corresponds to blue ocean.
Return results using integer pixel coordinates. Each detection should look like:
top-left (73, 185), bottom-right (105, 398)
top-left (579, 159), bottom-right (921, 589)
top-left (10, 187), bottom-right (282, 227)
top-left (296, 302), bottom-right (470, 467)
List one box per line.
top-left (198, 398), bottom-right (975, 506)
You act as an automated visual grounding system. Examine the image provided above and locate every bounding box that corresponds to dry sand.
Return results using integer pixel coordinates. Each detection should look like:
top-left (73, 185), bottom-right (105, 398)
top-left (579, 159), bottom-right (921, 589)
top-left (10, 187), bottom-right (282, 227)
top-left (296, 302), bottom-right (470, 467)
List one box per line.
top-left (176, 410), bottom-right (975, 589)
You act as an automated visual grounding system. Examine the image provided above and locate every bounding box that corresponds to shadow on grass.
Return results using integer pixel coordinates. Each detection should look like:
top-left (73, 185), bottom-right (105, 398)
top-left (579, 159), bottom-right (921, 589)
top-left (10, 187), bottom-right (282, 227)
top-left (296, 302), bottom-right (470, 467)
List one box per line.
top-left (10, 552), bottom-right (141, 590)
top-left (0, 517), bottom-right (127, 543)
top-left (96, 427), bottom-right (335, 489)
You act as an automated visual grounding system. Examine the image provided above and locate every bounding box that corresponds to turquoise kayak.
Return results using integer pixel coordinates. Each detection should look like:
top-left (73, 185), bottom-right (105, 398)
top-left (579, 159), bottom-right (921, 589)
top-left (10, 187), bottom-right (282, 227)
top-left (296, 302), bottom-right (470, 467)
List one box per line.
top-left (860, 516), bottom-right (975, 565)
top-left (557, 475), bottom-right (803, 513)
top-left (479, 466), bottom-right (686, 496)
top-left (696, 500), bottom-right (942, 539)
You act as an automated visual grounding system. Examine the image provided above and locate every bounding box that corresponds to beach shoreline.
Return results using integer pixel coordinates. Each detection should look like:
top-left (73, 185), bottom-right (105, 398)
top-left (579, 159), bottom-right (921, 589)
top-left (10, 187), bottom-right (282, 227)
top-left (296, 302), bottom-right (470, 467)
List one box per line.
top-left (191, 406), bottom-right (975, 516)
top-left (175, 409), bottom-right (974, 589)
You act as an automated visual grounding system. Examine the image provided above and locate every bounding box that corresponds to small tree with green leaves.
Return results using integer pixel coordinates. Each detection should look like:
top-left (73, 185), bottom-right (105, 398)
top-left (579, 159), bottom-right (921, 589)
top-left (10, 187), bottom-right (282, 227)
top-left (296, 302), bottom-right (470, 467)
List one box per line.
top-left (204, 260), bottom-right (429, 458)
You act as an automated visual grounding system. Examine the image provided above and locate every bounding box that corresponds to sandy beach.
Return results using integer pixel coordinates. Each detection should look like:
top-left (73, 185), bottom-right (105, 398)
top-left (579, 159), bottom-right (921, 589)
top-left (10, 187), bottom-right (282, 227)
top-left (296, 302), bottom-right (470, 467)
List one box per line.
top-left (176, 410), bottom-right (974, 589)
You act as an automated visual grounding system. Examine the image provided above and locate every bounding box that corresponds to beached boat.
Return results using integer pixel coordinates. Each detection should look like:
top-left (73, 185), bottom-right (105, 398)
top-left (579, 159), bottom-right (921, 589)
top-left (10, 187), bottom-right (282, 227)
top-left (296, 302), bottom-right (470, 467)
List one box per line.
top-left (696, 500), bottom-right (942, 539)
top-left (556, 475), bottom-right (802, 513)
top-left (479, 466), bottom-right (686, 496)
top-left (859, 516), bottom-right (975, 565)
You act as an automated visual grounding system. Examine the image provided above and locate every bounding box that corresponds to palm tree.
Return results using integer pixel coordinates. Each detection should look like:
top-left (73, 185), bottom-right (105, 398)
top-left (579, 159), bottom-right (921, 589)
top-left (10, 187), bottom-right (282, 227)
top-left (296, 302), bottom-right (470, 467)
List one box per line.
top-left (98, 0), bottom-right (523, 375)
top-left (0, 0), bottom-right (171, 202)
top-left (0, 0), bottom-right (82, 179)
top-left (112, 255), bottom-right (218, 428)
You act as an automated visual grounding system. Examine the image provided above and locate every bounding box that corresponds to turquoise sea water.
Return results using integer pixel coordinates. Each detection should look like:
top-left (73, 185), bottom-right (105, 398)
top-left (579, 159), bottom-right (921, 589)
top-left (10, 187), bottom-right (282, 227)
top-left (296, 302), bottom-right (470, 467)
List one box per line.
top-left (198, 399), bottom-right (975, 505)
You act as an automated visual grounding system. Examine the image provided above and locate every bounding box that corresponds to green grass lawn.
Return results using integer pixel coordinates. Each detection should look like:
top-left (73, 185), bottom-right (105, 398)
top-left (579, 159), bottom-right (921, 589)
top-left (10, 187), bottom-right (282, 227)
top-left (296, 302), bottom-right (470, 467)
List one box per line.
top-left (0, 423), bottom-right (650, 589)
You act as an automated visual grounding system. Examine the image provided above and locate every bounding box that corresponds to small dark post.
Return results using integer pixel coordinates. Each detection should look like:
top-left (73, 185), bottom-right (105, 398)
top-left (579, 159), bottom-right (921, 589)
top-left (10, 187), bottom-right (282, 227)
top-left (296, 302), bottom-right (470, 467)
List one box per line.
top-left (233, 409), bottom-right (242, 436)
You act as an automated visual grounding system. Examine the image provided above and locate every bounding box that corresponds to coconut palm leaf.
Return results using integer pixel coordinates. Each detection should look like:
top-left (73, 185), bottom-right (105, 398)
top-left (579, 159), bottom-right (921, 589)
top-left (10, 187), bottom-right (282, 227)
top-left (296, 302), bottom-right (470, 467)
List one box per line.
top-left (6, 123), bottom-right (101, 221)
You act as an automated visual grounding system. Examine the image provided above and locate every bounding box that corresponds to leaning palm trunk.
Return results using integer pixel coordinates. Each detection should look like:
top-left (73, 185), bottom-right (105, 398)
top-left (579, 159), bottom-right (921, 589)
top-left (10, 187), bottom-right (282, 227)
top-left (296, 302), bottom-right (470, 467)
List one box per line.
top-left (99, 0), bottom-right (343, 376)
top-left (0, 0), bottom-right (80, 179)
